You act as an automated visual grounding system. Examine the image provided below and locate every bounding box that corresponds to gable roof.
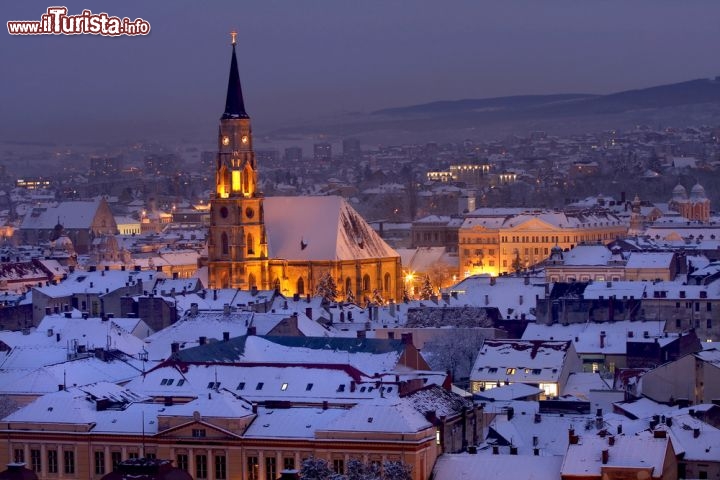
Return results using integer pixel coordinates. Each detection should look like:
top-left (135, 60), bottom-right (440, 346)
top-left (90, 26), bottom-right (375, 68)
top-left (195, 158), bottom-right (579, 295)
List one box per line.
top-left (263, 196), bottom-right (398, 261)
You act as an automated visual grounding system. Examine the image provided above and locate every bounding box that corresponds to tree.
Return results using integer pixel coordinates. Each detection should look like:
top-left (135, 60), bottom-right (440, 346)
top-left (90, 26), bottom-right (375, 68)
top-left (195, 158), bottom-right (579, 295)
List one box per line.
top-left (345, 288), bottom-right (356, 305)
top-left (301, 457), bottom-right (333, 480)
top-left (372, 289), bottom-right (384, 305)
top-left (420, 275), bottom-right (434, 300)
top-left (382, 461), bottom-right (412, 480)
top-left (315, 272), bottom-right (338, 304)
top-left (422, 329), bottom-right (486, 382)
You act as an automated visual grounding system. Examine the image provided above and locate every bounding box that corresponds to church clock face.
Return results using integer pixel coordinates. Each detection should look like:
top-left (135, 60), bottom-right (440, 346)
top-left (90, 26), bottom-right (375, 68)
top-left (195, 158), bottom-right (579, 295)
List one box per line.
top-left (241, 135), bottom-right (249, 144)
top-left (222, 136), bottom-right (230, 146)
top-left (245, 207), bottom-right (254, 219)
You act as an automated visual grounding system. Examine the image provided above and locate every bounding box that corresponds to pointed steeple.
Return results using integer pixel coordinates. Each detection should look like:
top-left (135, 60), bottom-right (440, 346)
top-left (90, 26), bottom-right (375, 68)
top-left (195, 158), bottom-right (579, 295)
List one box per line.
top-left (222, 33), bottom-right (249, 120)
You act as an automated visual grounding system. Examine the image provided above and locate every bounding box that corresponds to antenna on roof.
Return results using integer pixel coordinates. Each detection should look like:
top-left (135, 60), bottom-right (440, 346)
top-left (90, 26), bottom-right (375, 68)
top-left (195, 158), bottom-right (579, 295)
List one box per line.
top-left (63, 369), bottom-right (66, 391)
top-left (141, 410), bottom-right (146, 458)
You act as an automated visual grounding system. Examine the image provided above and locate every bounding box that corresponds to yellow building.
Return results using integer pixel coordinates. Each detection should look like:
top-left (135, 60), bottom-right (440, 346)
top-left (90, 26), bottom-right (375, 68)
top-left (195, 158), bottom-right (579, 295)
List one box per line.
top-left (459, 210), bottom-right (627, 277)
top-left (207, 38), bottom-right (402, 302)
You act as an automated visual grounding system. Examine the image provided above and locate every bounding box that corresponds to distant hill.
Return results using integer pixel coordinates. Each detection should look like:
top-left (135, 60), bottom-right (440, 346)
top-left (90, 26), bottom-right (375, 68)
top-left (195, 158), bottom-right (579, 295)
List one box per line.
top-left (374, 77), bottom-right (720, 118)
top-left (267, 77), bottom-right (720, 142)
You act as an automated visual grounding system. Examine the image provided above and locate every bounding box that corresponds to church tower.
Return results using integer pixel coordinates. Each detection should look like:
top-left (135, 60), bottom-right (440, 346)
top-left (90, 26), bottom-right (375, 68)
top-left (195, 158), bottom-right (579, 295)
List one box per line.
top-left (208, 33), bottom-right (268, 289)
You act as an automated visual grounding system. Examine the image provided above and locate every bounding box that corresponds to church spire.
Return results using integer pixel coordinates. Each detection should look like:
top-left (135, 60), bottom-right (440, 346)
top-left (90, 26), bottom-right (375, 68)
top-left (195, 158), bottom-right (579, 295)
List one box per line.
top-left (222, 31), bottom-right (249, 120)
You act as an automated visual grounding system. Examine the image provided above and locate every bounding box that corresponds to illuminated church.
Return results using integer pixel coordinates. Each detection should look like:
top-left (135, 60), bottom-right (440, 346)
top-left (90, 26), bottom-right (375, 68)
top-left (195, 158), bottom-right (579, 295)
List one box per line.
top-left (207, 36), bottom-right (402, 301)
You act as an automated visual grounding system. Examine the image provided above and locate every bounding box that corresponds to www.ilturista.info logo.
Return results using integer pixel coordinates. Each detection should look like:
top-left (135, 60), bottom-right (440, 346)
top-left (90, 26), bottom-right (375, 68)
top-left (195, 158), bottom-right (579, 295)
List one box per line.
top-left (7, 7), bottom-right (150, 36)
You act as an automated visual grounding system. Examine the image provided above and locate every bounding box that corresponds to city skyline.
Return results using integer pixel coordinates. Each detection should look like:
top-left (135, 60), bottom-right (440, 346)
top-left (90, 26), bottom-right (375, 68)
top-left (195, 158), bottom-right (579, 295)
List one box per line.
top-left (2, 1), bottom-right (720, 144)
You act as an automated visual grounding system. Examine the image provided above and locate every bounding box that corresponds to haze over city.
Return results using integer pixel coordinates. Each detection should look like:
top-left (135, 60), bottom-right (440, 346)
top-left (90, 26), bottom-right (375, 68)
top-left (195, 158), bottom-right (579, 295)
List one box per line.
top-left (3, 3), bottom-right (720, 480)
top-left (2, 0), bottom-right (720, 143)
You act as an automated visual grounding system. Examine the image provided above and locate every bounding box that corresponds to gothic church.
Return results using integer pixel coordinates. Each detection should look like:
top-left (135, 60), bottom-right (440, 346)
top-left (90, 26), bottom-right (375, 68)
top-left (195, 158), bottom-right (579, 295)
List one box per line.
top-left (207, 38), bottom-right (402, 302)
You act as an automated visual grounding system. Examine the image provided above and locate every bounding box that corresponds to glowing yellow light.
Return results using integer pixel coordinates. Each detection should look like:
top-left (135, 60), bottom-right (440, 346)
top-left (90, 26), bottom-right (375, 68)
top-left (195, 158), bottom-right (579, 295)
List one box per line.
top-left (405, 273), bottom-right (415, 283)
top-left (232, 170), bottom-right (241, 192)
top-left (222, 136), bottom-right (230, 146)
top-left (241, 135), bottom-right (249, 144)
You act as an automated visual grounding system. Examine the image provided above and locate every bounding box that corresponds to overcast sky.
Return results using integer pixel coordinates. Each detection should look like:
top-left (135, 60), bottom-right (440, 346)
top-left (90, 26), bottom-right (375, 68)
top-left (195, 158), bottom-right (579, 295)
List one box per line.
top-left (2, 1), bottom-right (719, 144)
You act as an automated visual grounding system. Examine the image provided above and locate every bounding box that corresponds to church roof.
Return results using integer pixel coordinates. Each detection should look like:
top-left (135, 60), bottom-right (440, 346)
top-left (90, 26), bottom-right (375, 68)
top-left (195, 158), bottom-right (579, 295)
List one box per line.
top-left (264, 196), bottom-right (399, 261)
top-left (222, 44), bottom-right (249, 119)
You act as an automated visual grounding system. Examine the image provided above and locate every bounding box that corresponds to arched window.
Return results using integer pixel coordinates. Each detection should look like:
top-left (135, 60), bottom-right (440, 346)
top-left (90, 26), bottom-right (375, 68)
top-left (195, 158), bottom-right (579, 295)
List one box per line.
top-left (384, 273), bottom-right (391, 293)
top-left (297, 277), bottom-right (305, 295)
top-left (362, 274), bottom-right (370, 292)
top-left (248, 273), bottom-right (256, 289)
top-left (221, 232), bottom-right (229, 255)
top-left (345, 277), bottom-right (352, 294)
top-left (247, 233), bottom-right (254, 255)
top-left (272, 278), bottom-right (281, 291)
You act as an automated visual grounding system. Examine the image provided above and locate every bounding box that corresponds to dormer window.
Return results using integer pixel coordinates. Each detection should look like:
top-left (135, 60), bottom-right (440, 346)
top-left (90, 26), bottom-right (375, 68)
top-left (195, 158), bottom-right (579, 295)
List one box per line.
top-left (281, 383), bottom-right (288, 391)
top-left (237, 382), bottom-right (245, 390)
top-left (306, 383), bottom-right (313, 391)
top-left (256, 382), bottom-right (264, 390)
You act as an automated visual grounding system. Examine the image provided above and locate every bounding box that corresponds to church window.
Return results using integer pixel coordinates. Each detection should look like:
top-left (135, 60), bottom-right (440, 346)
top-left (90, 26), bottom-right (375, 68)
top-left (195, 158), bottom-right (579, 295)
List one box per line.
top-left (232, 170), bottom-right (241, 192)
top-left (248, 273), bottom-right (256, 289)
top-left (297, 277), bottom-right (305, 295)
top-left (221, 232), bottom-right (229, 255)
top-left (272, 278), bottom-right (280, 291)
top-left (247, 233), bottom-right (254, 255)
top-left (363, 274), bottom-right (371, 292)
top-left (345, 277), bottom-right (352, 294)
top-left (384, 273), bottom-right (391, 293)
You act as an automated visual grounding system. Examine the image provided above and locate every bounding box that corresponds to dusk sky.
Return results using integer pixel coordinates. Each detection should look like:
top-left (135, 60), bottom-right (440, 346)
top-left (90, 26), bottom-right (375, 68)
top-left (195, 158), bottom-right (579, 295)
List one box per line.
top-left (2, 1), bottom-right (720, 144)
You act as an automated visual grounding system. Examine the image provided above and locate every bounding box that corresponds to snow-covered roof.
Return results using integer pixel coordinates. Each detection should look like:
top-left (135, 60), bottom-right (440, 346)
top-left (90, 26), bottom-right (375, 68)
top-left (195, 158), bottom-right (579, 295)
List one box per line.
top-left (263, 196), bottom-right (399, 261)
top-left (20, 199), bottom-right (108, 230)
top-left (470, 340), bottom-right (575, 383)
top-left (433, 454), bottom-right (562, 480)
top-left (560, 431), bottom-right (671, 477)
top-left (521, 320), bottom-right (669, 355)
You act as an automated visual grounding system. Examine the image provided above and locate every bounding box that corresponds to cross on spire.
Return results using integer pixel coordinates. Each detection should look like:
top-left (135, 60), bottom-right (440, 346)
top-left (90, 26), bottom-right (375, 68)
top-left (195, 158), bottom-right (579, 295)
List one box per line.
top-left (230, 30), bottom-right (237, 46)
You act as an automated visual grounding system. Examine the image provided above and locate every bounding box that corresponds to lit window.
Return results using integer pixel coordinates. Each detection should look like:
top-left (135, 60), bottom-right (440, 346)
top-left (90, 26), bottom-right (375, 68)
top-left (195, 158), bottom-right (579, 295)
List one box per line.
top-left (506, 368), bottom-right (516, 375)
top-left (281, 383), bottom-right (288, 391)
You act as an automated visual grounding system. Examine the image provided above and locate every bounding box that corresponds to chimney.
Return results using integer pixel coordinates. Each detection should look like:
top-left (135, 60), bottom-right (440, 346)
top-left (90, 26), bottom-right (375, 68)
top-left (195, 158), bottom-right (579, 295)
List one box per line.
top-left (401, 332), bottom-right (413, 345)
top-left (64, 312), bottom-right (71, 319)
top-left (608, 435), bottom-right (615, 446)
top-left (533, 448), bottom-right (540, 456)
top-left (600, 332), bottom-right (606, 349)
top-left (252, 403), bottom-right (258, 414)
top-left (532, 435), bottom-right (538, 446)
top-left (617, 424), bottom-right (623, 435)
top-left (322, 401), bottom-right (328, 410)
top-left (56, 333), bottom-right (61, 342)
top-left (654, 430), bottom-right (667, 439)
top-left (694, 428), bottom-right (700, 438)
top-left (492, 446), bottom-right (499, 455)
top-left (484, 294), bottom-right (489, 305)
top-left (199, 336), bottom-right (207, 346)
top-left (190, 303), bottom-right (199, 316)
top-left (223, 331), bottom-right (230, 342)
top-left (569, 428), bottom-right (578, 445)
top-left (350, 381), bottom-right (356, 392)
top-left (223, 304), bottom-right (231, 315)
top-left (534, 413), bottom-right (541, 423)
top-left (628, 331), bottom-right (634, 338)
top-left (164, 396), bottom-right (173, 407)
top-left (490, 276), bottom-right (496, 286)
top-left (506, 407), bottom-right (514, 420)
top-left (509, 446), bottom-right (518, 455)
top-left (305, 307), bottom-right (313, 319)
top-left (171, 342), bottom-right (180, 354)
top-left (58, 384), bottom-right (64, 391)
top-left (596, 408), bottom-right (603, 418)
top-left (519, 295), bottom-right (523, 305)
top-left (602, 449), bottom-right (609, 465)
top-left (467, 446), bottom-right (477, 454)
